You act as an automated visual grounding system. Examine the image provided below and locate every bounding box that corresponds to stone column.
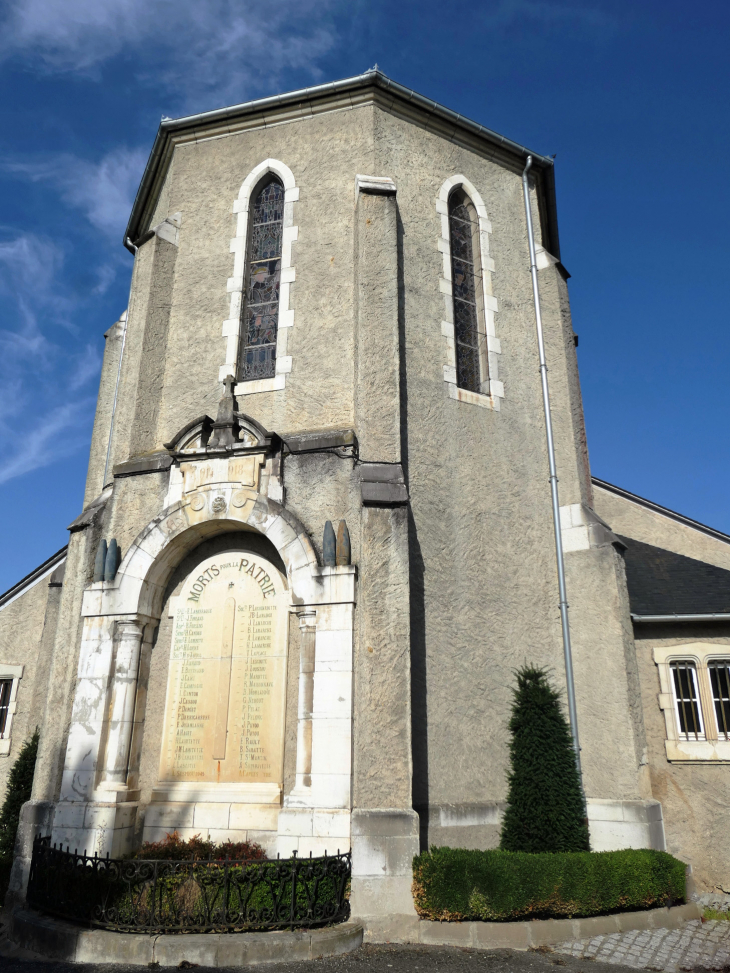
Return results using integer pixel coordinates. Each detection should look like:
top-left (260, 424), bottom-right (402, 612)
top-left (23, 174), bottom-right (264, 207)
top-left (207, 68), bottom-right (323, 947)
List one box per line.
top-left (350, 175), bottom-right (419, 930)
top-left (277, 567), bottom-right (356, 857)
top-left (94, 618), bottom-right (145, 798)
top-left (50, 613), bottom-right (150, 857)
top-left (293, 611), bottom-right (317, 790)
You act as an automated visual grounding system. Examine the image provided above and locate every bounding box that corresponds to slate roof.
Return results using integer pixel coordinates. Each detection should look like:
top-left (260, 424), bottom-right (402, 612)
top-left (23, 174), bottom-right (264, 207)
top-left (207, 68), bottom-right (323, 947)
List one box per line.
top-left (619, 535), bottom-right (730, 616)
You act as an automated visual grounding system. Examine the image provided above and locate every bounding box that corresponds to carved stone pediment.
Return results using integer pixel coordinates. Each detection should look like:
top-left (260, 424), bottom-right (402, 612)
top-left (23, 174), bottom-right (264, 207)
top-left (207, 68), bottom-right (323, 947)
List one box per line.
top-left (163, 412), bottom-right (275, 456)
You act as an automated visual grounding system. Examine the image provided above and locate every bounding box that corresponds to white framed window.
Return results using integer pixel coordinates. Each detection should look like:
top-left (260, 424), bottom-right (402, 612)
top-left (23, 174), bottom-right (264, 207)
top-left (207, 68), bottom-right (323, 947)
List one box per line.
top-left (238, 177), bottom-right (284, 383)
top-left (708, 660), bottom-right (730, 740)
top-left (0, 664), bottom-right (24, 756)
top-left (654, 644), bottom-right (730, 761)
top-left (221, 158), bottom-right (298, 396)
top-left (669, 661), bottom-right (704, 740)
top-left (436, 175), bottom-right (503, 410)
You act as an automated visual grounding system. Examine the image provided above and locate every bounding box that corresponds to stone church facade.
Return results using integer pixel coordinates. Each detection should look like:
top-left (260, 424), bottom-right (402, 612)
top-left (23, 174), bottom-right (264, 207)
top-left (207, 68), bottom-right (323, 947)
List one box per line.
top-left (1, 70), bottom-right (729, 929)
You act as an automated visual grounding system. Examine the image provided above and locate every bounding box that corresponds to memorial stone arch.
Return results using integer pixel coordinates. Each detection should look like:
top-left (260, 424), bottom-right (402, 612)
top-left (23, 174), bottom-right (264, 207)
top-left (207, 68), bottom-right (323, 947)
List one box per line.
top-left (51, 450), bottom-right (356, 859)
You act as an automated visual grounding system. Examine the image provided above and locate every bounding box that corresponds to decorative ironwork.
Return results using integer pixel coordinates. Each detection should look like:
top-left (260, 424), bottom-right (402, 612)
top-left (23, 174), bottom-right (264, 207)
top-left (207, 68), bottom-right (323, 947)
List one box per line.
top-left (449, 193), bottom-right (485, 394)
top-left (239, 179), bottom-right (284, 382)
top-left (27, 836), bottom-right (351, 933)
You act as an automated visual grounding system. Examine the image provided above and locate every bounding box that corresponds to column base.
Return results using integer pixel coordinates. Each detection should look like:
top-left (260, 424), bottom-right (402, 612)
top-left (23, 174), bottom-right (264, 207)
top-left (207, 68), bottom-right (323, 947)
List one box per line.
top-left (5, 800), bottom-right (55, 909)
top-left (51, 801), bottom-right (138, 857)
top-left (587, 799), bottom-right (665, 851)
top-left (349, 808), bottom-right (419, 919)
top-left (276, 808), bottom-right (351, 857)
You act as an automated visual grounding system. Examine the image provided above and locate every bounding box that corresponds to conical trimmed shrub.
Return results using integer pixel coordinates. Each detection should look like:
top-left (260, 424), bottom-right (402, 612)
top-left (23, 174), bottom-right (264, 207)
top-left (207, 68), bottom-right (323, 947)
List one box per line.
top-left (500, 667), bottom-right (589, 853)
top-left (0, 728), bottom-right (39, 869)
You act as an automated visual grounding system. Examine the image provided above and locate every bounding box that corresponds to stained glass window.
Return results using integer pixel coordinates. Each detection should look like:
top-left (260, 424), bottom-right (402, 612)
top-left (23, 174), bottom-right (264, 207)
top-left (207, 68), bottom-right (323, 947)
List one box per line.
top-left (449, 192), bottom-right (485, 394)
top-left (239, 178), bottom-right (284, 381)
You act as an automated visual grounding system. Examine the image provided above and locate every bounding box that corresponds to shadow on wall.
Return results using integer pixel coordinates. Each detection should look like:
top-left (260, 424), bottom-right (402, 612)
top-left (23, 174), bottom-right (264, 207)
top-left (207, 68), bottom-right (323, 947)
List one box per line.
top-left (396, 207), bottom-right (430, 854)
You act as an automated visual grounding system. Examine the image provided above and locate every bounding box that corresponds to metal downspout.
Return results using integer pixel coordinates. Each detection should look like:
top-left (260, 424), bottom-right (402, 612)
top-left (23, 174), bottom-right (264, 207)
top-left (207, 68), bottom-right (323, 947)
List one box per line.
top-left (522, 156), bottom-right (586, 799)
top-left (102, 239), bottom-right (136, 485)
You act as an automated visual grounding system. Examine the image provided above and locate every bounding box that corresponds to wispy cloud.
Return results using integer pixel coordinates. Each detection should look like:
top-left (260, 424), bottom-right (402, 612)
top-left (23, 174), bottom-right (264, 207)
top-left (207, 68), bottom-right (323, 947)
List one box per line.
top-left (0, 398), bottom-right (97, 485)
top-left (0, 232), bottom-right (100, 484)
top-left (0, 0), bottom-right (337, 110)
top-left (4, 146), bottom-right (147, 243)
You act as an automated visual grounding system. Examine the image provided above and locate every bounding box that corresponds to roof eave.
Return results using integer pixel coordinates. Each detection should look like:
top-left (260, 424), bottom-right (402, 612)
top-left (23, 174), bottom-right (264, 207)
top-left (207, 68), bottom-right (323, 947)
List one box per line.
top-left (0, 545), bottom-right (68, 611)
top-left (124, 70), bottom-right (558, 253)
top-left (632, 613), bottom-right (730, 624)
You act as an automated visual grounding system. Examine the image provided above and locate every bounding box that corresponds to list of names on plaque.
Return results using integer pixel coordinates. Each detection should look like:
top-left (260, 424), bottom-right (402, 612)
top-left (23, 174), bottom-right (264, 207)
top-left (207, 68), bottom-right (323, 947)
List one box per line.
top-left (159, 552), bottom-right (288, 785)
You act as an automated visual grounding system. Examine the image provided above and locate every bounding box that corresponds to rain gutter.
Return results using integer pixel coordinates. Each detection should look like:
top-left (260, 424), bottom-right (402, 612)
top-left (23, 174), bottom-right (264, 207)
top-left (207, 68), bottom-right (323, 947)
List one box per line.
top-left (632, 613), bottom-right (730, 624)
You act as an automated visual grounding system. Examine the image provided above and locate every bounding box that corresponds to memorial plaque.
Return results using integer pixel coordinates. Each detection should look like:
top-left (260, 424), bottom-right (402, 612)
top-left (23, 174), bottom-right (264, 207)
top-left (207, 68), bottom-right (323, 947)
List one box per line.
top-left (159, 552), bottom-right (289, 786)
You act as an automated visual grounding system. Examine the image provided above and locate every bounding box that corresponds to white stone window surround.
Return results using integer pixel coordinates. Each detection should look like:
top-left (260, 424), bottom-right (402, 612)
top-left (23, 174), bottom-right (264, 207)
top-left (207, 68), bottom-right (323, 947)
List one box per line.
top-left (222, 158), bottom-right (299, 396)
top-left (436, 175), bottom-right (503, 410)
top-left (654, 643), bottom-right (730, 762)
top-left (0, 664), bottom-right (24, 756)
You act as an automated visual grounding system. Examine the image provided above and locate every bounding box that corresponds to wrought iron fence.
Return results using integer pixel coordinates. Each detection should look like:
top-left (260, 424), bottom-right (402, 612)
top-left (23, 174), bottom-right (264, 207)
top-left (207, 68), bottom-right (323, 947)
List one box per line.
top-left (27, 836), bottom-right (351, 933)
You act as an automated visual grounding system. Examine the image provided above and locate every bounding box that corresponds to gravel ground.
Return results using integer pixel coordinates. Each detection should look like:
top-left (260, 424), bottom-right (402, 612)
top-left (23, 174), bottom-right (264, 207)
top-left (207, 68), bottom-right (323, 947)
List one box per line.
top-left (0, 942), bottom-right (684, 973)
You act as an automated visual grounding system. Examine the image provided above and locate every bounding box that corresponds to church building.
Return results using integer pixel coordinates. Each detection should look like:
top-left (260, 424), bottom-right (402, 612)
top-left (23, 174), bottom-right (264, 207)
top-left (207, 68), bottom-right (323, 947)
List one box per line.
top-left (1, 70), bottom-right (729, 931)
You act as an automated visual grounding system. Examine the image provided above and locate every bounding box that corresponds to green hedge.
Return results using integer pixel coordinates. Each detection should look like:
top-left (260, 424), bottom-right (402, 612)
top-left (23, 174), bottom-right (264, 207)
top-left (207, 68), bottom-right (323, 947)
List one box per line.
top-left (413, 847), bottom-right (686, 922)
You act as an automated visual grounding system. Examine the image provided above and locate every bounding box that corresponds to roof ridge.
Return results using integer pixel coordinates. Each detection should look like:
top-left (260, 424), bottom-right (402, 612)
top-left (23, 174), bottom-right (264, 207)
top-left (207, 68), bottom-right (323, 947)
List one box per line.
top-left (0, 545), bottom-right (68, 610)
top-left (593, 477), bottom-right (730, 546)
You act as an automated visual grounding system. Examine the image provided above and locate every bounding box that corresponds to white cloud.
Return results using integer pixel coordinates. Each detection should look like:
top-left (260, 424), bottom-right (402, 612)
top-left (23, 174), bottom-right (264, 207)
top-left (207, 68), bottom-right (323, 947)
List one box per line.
top-left (0, 0), bottom-right (336, 110)
top-left (4, 147), bottom-right (147, 243)
top-left (68, 343), bottom-right (103, 392)
top-left (0, 232), bottom-right (100, 484)
top-left (0, 397), bottom-right (97, 485)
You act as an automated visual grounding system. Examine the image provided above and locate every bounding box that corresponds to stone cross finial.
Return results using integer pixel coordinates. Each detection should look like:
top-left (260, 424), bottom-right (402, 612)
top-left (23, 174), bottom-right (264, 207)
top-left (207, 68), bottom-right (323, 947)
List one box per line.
top-left (208, 373), bottom-right (239, 448)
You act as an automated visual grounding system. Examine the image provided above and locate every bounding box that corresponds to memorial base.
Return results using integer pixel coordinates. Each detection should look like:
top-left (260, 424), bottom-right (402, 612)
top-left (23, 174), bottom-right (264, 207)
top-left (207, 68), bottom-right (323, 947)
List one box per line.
top-left (276, 808), bottom-right (351, 857)
top-left (51, 800), bottom-right (138, 857)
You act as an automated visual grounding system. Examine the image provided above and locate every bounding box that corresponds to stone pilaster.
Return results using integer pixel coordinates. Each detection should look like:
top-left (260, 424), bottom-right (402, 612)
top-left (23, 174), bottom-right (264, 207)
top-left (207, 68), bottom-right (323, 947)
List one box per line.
top-left (351, 174), bottom-right (418, 921)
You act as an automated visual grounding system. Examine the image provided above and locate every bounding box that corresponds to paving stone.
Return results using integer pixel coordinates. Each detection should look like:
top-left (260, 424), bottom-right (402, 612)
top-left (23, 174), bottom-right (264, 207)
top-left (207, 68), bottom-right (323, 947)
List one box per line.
top-left (554, 919), bottom-right (730, 971)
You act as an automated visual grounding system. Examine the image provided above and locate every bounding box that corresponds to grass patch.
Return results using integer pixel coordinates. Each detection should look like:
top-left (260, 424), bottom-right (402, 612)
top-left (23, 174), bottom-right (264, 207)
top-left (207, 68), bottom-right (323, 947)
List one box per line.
top-left (704, 907), bottom-right (730, 921)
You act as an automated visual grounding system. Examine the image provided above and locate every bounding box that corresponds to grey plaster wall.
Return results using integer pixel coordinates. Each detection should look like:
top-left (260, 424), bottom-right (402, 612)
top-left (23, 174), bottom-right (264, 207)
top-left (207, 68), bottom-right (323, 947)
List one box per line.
top-left (368, 109), bottom-right (643, 828)
top-left (32, 527), bottom-right (99, 806)
top-left (104, 471), bottom-right (171, 560)
top-left (594, 485), bottom-right (730, 571)
top-left (40, 98), bottom-right (650, 854)
top-left (113, 107), bottom-right (383, 467)
top-left (634, 627), bottom-right (730, 889)
top-left (129, 236), bottom-right (178, 456)
top-left (0, 580), bottom-right (53, 804)
top-left (84, 315), bottom-right (125, 505)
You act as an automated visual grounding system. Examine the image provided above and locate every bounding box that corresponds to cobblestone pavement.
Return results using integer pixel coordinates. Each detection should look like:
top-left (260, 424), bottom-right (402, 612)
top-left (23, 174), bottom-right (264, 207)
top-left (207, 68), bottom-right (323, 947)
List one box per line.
top-left (555, 918), bottom-right (730, 971)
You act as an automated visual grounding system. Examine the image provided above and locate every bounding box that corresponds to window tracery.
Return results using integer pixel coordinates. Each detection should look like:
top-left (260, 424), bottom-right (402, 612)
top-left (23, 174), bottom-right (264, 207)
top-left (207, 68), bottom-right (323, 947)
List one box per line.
top-left (239, 179), bottom-right (284, 382)
top-left (448, 191), bottom-right (486, 393)
top-left (436, 175), bottom-right (502, 410)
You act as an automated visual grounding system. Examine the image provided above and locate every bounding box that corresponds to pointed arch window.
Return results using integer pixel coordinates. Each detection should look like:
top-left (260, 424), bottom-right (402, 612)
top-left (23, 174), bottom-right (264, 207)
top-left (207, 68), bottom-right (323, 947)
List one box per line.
top-left (448, 190), bottom-right (488, 394)
top-left (239, 178), bottom-right (284, 381)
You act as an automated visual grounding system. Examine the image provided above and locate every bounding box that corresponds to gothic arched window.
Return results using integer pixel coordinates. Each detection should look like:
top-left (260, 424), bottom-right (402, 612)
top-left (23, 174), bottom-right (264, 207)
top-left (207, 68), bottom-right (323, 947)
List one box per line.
top-left (239, 178), bottom-right (284, 381)
top-left (448, 189), bottom-right (487, 393)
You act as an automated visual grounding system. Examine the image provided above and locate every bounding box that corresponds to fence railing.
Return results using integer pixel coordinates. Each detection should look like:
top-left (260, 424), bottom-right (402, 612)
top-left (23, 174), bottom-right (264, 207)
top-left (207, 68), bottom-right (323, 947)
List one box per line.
top-left (27, 836), bottom-right (351, 933)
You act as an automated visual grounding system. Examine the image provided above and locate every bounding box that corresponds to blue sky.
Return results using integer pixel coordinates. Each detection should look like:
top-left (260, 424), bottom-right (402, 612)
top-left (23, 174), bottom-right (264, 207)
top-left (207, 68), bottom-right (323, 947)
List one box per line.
top-left (0, 0), bottom-right (728, 592)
